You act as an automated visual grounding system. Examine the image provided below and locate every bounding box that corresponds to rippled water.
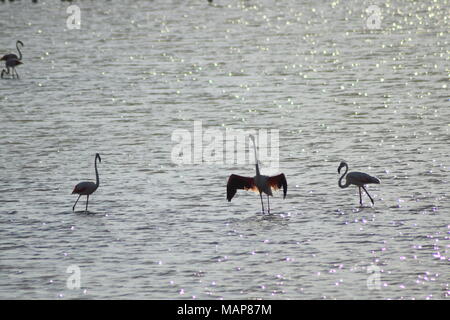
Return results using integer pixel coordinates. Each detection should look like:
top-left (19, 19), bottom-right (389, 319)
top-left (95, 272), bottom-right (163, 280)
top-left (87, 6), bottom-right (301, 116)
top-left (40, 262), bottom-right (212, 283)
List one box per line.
top-left (0, 0), bottom-right (448, 300)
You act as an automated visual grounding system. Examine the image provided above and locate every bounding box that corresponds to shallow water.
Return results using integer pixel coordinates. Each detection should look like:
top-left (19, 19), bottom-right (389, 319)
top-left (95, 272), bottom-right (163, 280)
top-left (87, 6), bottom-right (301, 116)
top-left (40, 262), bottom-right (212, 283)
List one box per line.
top-left (0, 0), bottom-right (448, 299)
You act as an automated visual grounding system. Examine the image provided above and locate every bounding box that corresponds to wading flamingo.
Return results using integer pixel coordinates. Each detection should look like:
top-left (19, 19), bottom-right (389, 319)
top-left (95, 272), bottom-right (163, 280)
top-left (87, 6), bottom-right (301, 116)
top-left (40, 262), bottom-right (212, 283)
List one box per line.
top-left (338, 161), bottom-right (380, 206)
top-left (72, 153), bottom-right (101, 213)
top-left (227, 135), bottom-right (287, 214)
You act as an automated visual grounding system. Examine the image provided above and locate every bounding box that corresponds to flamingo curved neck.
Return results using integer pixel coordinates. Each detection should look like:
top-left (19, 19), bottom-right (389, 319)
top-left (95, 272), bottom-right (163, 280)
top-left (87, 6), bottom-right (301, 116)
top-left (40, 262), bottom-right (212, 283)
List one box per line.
top-left (338, 164), bottom-right (350, 188)
top-left (16, 42), bottom-right (22, 61)
top-left (95, 157), bottom-right (100, 187)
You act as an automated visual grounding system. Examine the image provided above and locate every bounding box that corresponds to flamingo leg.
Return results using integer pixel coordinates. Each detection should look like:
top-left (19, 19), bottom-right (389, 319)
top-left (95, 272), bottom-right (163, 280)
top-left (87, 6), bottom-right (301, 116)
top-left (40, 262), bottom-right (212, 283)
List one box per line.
top-left (259, 192), bottom-right (265, 214)
top-left (3, 67), bottom-right (10, 79)
top-left (73, 194), bottom-right (81, 211)
top-left (267, 195), bottom-right (271, 214)
top-left (362, 186), bottom-right (374, 205)
top-left (85, 195), bottom-right (89, 213)
top-left (359, 187), bottom-right (363, 206)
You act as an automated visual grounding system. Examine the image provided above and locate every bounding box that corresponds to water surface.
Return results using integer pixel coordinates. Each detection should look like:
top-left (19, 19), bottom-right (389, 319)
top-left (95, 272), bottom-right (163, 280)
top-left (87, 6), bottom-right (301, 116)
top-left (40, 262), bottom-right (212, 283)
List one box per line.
top-left (0, 0), bottom-right (448, 299)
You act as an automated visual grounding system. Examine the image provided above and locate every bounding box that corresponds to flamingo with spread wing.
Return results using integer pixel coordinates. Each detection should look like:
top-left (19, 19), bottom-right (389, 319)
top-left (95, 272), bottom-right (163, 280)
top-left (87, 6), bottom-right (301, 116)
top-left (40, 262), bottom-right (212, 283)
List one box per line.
top-left (227, 135), bottom-right (287, 214)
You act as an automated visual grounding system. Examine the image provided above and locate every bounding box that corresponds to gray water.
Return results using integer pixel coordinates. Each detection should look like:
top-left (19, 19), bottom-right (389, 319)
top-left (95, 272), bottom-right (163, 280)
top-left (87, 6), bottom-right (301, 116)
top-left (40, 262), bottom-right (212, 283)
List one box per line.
top-left (0, 0), bottom-right (448, 300)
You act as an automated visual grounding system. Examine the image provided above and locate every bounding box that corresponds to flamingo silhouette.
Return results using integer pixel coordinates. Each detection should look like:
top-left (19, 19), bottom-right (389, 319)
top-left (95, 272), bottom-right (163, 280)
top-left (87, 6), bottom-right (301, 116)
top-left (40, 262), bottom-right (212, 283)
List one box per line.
top-left (338, 161), bottom-right (380, 206)
top-left (72, 153), bottom-right (101, 213)
top-left (1, 41), bottom-right (24, 79)
top-left (227, 135), bottom-right (287, 214)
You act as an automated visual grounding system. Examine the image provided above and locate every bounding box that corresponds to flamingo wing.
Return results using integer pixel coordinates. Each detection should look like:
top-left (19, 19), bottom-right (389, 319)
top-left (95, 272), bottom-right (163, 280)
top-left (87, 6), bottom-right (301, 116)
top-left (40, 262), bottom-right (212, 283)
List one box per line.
top-left (72, 184), bottom-right (87, 194)
top-left (1, 54), bottom-right (19, 61)
top-left (348, 172), bottom-right (380, 185)
top-left (72, 186), bottom-right (84, 194)
top-left (72, 181), bottom-right (96, 195)
top-left (226, 174), bottom-right (256, 201)
top-left (268, 173), bottom-right (287, 199)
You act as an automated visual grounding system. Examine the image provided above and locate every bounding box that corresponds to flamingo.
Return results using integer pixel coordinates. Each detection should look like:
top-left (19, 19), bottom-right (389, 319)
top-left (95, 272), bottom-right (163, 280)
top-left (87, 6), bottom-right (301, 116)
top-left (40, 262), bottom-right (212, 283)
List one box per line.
top-left (338, 161), bottom-right (380, 206)
top-left (1, 58), bottom-right (23, 79)
top-left (227, 135), bottom-right (287, 214)
top-left (0, 40), bottom-right (24, 62)
top-left (72, 153), bottom-right (101, 213)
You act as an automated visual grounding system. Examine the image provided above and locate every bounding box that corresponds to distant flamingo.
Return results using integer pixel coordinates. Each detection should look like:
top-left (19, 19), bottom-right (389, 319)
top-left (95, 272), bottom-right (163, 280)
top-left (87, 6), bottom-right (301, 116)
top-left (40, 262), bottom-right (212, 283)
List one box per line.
top-left (72, 153), bottom-right (101, 213)
top-left (227, 135), bottom-right (287, 214)
top-left (338, 161), bottom-right (380, 206)
top-left (0, 40), bottom-right (24, 62)
top-left (1, 58), bottom-right (23, 79)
